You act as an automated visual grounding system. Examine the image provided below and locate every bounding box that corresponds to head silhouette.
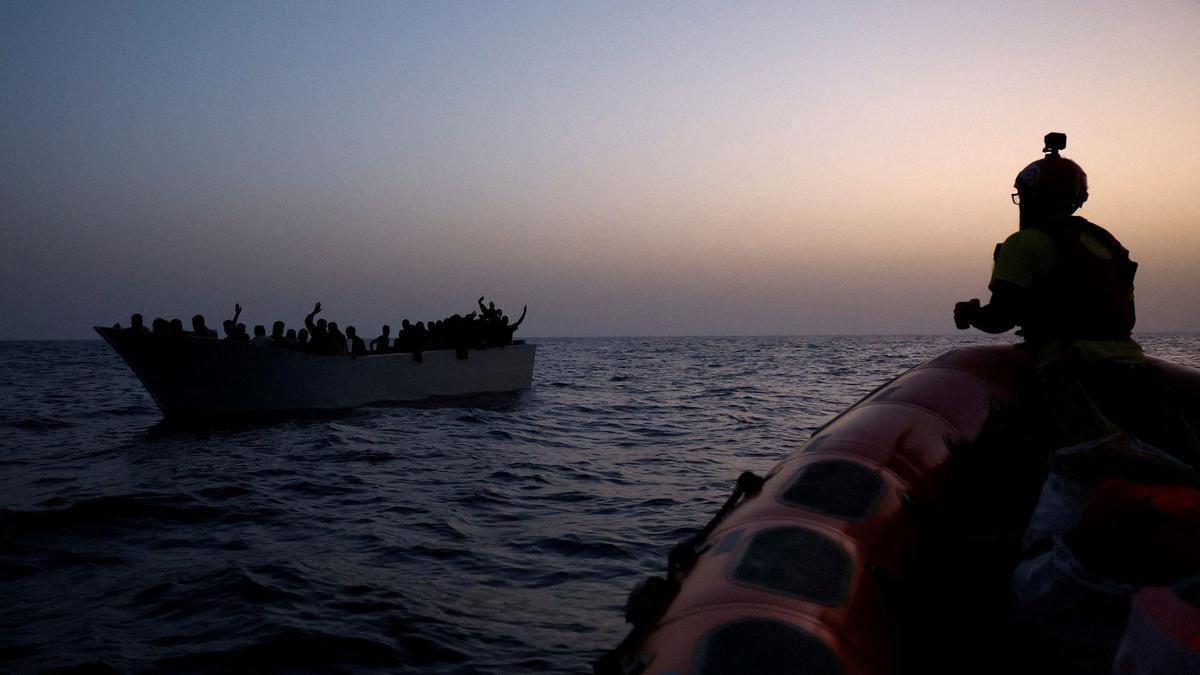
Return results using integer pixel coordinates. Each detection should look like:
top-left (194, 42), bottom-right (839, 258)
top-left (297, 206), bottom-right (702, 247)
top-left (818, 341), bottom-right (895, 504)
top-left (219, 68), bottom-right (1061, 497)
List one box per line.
top-left (1014, 133), bottom-right (1088, 226)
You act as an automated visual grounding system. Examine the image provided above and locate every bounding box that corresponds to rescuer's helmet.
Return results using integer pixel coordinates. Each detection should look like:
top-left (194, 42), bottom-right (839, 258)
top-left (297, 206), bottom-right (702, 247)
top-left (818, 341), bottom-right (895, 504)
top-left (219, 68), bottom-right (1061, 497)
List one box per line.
top-left (1013, 132), bottom-right (1088, 215)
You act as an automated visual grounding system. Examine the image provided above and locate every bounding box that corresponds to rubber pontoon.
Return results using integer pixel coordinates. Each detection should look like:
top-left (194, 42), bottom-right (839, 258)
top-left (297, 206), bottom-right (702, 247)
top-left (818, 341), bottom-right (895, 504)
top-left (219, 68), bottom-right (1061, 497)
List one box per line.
top-left (597, 344), bottom-right (1200, 675)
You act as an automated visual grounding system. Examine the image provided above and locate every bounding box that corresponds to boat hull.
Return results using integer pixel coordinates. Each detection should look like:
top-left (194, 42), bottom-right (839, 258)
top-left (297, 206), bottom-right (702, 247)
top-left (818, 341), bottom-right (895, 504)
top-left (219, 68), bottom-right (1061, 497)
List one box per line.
top-left (96, 327), bottom-right (535, 417)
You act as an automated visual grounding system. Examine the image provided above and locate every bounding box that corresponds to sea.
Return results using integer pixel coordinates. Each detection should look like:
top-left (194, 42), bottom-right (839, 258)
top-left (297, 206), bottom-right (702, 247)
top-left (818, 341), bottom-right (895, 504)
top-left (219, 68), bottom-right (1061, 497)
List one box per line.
top-left (3, 334), bottom-right (1198, 674)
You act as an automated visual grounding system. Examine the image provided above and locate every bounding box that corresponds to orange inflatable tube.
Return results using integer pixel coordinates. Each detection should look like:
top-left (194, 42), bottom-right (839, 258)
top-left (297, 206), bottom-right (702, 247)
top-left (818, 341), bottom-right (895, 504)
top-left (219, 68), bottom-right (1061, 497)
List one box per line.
top-left (597, 345), bottom-right (1200, 675)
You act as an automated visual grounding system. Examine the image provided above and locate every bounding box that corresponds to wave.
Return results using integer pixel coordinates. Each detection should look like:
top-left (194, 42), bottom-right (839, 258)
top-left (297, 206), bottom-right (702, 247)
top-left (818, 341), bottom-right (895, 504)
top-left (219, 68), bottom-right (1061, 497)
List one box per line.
top-left (6, 417), bottom-right (73, 431)
top-left (2, 493), bottom-right (220, 535)
top-left (149, 627), bottom-right (418, 673)
top-left (530, 534), bottom-right (628, 558)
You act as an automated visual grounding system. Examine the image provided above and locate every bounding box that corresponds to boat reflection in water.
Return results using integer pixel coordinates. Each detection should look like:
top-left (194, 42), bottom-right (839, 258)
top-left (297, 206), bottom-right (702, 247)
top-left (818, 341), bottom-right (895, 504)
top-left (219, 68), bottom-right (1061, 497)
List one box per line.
top-left (96, 326), bottom-right (536, 419)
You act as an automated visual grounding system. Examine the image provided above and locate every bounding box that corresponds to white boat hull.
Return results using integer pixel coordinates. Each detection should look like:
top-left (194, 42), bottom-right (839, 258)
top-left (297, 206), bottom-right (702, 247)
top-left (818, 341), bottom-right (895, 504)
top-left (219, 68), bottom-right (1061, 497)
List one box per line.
top-left (95, 327), bottom-right (536, 417)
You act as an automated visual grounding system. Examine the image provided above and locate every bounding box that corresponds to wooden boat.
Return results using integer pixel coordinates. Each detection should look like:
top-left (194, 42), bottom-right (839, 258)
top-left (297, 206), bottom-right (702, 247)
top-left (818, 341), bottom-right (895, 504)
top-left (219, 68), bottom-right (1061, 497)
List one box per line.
top-left (95, 326), bottom-right (536, 417)
top-left (596, 344), bottom-right (1200, 675)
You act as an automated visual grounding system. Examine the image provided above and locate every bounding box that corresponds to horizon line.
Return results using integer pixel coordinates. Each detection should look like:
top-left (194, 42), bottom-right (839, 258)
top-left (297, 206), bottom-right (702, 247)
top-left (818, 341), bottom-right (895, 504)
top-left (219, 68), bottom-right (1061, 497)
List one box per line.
top-left (5, 330), bottom-right (1199, 342)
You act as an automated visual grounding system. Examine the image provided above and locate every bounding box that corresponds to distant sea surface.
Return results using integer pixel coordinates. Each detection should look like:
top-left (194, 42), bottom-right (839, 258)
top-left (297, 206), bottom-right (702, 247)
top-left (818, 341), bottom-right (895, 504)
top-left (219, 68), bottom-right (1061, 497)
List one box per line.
top-left (3, 335), bottom-right (1198, 674)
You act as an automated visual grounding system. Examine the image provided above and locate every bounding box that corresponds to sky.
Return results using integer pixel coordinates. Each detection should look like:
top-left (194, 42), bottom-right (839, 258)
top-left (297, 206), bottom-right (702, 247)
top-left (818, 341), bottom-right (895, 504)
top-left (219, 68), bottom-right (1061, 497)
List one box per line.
top-left (2, 1), bottom-right (1198, 339)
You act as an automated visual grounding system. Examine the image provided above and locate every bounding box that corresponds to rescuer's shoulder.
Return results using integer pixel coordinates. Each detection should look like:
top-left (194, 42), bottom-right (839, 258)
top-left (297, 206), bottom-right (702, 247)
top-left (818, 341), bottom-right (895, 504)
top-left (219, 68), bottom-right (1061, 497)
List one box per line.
top-left (997, 228), bottom-right (1055, 266)
top-left (991, 229), bottom-right (1056, 291)
top-left (1071, 216), bottom-right (1127, 260)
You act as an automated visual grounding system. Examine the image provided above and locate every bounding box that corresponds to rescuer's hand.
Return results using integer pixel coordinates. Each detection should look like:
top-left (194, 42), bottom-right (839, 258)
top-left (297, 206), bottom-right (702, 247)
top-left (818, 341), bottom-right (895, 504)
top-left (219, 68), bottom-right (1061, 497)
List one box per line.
top-left (954, 299), bottom-right (981, 330)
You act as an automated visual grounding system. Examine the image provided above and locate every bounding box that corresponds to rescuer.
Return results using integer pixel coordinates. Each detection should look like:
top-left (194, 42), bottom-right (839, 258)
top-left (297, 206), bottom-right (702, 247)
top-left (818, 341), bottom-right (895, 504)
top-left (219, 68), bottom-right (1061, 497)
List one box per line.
top-left (954, 133), bottom-right (1198, 460)
top-left (954, 132), bottom-right (1140, 363)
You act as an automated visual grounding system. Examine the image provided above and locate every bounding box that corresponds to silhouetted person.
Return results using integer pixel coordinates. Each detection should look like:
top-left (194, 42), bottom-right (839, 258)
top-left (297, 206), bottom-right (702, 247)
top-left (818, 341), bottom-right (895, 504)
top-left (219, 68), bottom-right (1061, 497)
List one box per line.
top-left (314, 319), bottom-right (329, 351)
top-left (371, 325), bottom-right (391, 353)
top-left (478, 296), bottom-right (500, 322)
top-left (391, 320), bottom-right (411, 352)
top-left (304, 302), bottom-right (321, 332)
top-left (127, 313), bottom-right (149, 334)
top-left (327, 321), bottom-right (348, 356)
top-left (345, 326), bottom-right (366, 356)
top-left (285, 328), bottom-right (297, 345)
top-left (464, 311), bottom-right (485, 349)
top-left (502, 305), bottom-right (527, 344)
top-left (223, 303), bottom-right (243, 339)
top-left (152, 317), bottom-right (169, 334)
top-left (443, 314), bottom-right (467, 358)
top-left (402, 320), bottom-right (422, 362)
top-left (192, 314), bottom-right (217, 338)
top-left (269, 320), bottom-right (286, 347)
top-left (955, 134), bottom-right (1135, 358)
top-left (234, 323), bottom-right (250, 342)
top-left (169, 318), bottom-right (184, 335)
top-left (412, 321), bottom-right (427, 352)
top-left (430, 320), bottom-right (445, 350)
top-left (251, 324), bottom-right (270, 345)
top-left (955, 133), bottom-right (1198, 460)
top-left (305, 302), bottom-right (331, 354)
top-left (297, 328), bottom-right (310, 349)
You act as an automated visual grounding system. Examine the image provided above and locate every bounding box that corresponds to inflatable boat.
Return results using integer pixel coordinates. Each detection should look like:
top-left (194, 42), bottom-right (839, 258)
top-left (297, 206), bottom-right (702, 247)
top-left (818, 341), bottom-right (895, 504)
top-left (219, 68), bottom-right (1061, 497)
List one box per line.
top-left (96, 326), bottom-right (536, 418)
top-left (596, 344), bottom-right (1200, 675)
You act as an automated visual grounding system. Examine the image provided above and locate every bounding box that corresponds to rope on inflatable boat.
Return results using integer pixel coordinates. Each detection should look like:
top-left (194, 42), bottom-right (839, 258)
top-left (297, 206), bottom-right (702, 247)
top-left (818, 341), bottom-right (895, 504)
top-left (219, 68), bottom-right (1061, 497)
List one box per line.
top-left (594, 470), bottom-right (765, 675)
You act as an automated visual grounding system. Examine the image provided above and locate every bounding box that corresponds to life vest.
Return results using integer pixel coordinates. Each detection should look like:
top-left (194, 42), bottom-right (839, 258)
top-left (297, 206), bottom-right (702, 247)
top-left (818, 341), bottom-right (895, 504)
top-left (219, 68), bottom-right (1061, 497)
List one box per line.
top-left (1020, 216), bottom-right (1137, 343)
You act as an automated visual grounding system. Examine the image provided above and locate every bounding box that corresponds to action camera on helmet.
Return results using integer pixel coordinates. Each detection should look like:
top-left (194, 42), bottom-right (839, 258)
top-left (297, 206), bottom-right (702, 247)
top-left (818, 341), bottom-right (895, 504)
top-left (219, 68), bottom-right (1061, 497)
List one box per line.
top-left (1043, 132), bottom-right (1067, 156)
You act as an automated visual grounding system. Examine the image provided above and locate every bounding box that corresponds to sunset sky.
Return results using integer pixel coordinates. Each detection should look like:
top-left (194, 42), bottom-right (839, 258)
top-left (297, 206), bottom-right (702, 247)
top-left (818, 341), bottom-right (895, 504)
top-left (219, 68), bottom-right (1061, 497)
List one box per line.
top-left (3, 1), bottom-right (1198, 339)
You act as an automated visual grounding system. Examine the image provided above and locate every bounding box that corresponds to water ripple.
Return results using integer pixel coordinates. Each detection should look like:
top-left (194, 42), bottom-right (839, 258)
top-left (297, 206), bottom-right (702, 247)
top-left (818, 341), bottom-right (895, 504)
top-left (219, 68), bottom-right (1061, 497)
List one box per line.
top-left (2, 335), bottom-right (1196, 673)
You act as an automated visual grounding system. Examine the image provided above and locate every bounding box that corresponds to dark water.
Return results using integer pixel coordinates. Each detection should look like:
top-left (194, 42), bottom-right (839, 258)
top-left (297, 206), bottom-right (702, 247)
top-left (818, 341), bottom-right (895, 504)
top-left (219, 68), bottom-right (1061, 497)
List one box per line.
top-left (2, 335), bottom-right (1198, 674)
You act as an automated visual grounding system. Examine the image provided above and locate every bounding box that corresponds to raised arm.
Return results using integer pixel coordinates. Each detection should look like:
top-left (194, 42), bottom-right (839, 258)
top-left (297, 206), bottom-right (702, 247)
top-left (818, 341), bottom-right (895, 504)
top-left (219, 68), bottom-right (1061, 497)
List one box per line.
top-left (511, 305), bottom-right (527, 329)
top-left (231, 302), bottom-right (242, 324)
top-left (305, 302), bottom-right (322, 333)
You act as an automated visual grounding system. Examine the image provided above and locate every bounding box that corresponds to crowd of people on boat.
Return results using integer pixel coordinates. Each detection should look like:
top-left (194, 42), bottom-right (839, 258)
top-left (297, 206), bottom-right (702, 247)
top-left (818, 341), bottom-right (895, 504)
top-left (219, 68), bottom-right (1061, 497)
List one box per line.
top-left (113, 297), bottom-right (526, 357)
